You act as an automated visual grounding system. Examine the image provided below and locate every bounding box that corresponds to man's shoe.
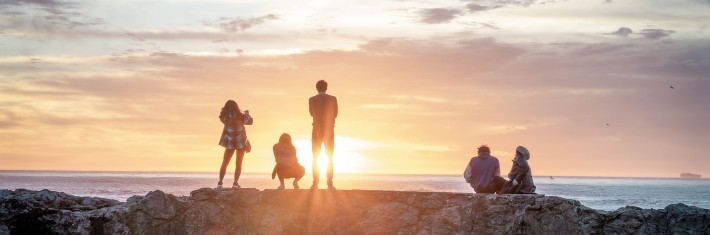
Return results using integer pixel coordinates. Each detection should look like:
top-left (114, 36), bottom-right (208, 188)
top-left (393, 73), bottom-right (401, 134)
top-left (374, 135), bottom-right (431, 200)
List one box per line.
top-left (232, 182), bottom-right (241, 189)
top-left (293, 182), bottom-right (300, 190)
top-left (327, 185), bottom-right (336, 190)
top-left (277, 185), bottom-right (285, 190)
top-left (310, 184), bottom-right (318, 190)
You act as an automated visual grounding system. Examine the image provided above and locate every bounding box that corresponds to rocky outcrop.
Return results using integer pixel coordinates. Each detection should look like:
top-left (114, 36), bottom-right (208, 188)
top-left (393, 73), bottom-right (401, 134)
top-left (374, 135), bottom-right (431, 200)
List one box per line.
top-left (1, 188), bottom-right (709, 234)
top-left (0, 189), bottom-right (128, 234)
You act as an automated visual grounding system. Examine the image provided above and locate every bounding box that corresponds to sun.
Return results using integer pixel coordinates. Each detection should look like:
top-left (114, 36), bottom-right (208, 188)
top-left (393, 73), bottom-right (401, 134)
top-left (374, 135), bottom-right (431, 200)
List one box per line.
top-left (292, 135), bottom-right (375, 174)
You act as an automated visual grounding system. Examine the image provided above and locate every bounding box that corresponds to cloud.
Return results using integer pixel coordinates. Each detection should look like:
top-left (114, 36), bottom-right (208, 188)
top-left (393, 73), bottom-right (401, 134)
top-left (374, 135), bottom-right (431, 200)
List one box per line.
top-left (610, 27), bottom-right (633, 37)
top-left (608, 27), bottom-right (675, 40)
top-left (463, 22), bottom-right (500, 30)
top-left (1, 27), bottom-right (289, 44)
top-left (466, 3), bottom-right (494, 12)
top-left (0, 0), bottom-right (68, 7)
top-left (0, 0), bottom-right (103, 30)
top-left (360, 103), bottom-right (419, 110)
top-left (419, 8), bottom-right (463, 24)
top-left (478, 124), bottom-right (529, 135)
top-left (638, 28), bottom-right (675, 40)
top-left (488, 0), bottom-right (551, 7)
top-left (204, 14), bottom-right (279, 33)
top-left (641, 45), bottom-right (710, 79)
top-left (570, 43), bottom-right (634, 56)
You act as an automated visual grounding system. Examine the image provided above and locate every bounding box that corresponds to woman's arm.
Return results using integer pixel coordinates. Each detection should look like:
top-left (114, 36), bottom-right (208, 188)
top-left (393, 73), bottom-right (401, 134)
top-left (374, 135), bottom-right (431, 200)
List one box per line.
top-left (273, 145), bottom-right (280, 163)
top-left (513, 158), bottom-right (530, 183)
top-left (243, 113), bottom-right (253, 125)
top-left (219, 109), bottom-right (228, 125)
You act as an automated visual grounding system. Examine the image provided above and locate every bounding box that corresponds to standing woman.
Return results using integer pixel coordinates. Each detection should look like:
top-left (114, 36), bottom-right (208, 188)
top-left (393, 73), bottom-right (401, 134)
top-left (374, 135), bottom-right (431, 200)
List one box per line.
top-left (217, 100), bottom-right (253, 188)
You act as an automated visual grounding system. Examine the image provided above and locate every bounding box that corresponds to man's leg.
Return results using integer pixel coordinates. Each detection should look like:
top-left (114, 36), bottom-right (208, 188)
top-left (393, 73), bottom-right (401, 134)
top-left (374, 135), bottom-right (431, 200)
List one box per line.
top-left (312, 127), bottom-right (324, 187)
top-left (325, 127), bottom-right (335, 187)
top-left (493, 176), bottom-right (507, 193)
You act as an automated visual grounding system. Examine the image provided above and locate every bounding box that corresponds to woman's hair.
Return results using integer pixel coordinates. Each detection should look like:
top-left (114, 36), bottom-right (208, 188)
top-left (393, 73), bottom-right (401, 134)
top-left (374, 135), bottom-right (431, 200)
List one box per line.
top-left (279, 133), bottom-right (292, 145)
top-left (278, 133), bottom-right (296, 152)
top-left (219, 100), bottom-right (244, 120)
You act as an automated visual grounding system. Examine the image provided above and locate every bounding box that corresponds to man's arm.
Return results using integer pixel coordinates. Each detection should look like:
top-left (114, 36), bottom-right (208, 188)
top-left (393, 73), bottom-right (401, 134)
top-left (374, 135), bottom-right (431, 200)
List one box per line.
top-left (463, 161), bottom-right (472, 183)
top-left (333, 96), bottom-right (338, 119)
top-left (309, 97), bottom-right (315, 118)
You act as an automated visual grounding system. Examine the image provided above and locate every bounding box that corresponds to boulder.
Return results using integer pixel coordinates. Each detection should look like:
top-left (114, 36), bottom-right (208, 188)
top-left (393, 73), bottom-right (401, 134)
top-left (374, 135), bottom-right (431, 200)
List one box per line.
top-left (0, 189), bottom-right (127, 234)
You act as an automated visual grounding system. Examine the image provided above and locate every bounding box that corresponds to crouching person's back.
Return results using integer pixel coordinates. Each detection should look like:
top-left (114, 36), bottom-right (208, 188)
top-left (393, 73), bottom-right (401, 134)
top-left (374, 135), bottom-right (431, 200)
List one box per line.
top-left (463, 145), bottom-right (507, 193)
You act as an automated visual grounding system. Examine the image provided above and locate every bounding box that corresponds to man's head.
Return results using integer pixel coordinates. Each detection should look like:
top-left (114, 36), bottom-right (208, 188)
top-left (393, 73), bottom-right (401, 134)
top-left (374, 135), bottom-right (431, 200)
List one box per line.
top-left (316, 80), bottom-right (328, 92)
top-left (477, 145), bottom-right (491, 155)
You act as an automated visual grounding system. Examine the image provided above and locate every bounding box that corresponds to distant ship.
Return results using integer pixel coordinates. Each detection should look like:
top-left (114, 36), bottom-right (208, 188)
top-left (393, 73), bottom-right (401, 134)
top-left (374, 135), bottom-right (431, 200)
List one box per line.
top-left (680, 173), bottom-right (701, 178)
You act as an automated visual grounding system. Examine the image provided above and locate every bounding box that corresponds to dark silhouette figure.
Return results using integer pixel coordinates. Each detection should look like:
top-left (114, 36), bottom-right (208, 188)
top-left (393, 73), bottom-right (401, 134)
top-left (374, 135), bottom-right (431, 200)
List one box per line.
top-left (272, 133), bottom-right (306, 190)
top-left (309, 80), bottom-right (338, 190)
top-left (463, 145), bottom-right (506, 193)
top-left (217, 100), bottom-right (253, 189)
top-left (500, 146), bottom-right (537, 194)
top-left (670, 86), bottom-right (674, 89)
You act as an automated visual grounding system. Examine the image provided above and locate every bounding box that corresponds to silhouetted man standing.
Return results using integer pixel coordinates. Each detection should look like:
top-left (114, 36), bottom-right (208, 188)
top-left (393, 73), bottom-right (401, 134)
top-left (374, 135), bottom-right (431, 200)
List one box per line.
top-left (309, 80), bottom-right (338, 190)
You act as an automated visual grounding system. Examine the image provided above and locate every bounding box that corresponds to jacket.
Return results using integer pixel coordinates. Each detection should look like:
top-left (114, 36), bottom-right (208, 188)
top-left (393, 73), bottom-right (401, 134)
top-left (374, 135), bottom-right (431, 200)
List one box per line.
top-left (309, 93), bottom-right (338, 128)
top-left (505, 146), bottom-right (536, 194)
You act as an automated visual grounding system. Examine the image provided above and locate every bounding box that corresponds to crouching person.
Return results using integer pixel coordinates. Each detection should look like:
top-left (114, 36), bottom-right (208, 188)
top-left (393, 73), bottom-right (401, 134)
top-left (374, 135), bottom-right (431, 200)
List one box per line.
top-left (464, 145), bottom-right (507, 193)
top-left (272, 133), bottom-right (305, 190)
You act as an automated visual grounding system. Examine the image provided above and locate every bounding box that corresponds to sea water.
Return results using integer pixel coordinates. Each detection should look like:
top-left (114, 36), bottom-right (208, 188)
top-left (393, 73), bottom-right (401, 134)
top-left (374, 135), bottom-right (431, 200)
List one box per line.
top-left (1, 171), bottom-right (709, 211)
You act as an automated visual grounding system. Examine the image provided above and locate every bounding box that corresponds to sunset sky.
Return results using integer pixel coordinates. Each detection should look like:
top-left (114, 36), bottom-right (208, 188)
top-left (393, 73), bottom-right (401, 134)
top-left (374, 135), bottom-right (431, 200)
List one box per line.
top-left (1, 0), bottom-right (709, 177)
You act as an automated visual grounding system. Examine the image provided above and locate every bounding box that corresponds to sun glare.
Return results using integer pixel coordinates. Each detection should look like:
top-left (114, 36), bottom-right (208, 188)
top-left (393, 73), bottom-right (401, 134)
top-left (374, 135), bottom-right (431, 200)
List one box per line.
top-left (293, 136), bottom-right (375, 174)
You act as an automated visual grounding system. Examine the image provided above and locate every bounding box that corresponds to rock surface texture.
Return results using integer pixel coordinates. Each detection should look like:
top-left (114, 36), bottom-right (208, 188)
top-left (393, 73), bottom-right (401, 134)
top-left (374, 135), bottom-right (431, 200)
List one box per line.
top-left (1, 188), bottom-right (709, 234)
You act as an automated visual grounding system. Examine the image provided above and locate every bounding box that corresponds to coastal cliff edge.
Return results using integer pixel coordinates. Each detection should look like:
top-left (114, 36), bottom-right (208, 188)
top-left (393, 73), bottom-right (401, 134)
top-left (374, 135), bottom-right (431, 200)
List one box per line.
top-left (1, 188), bottom-right (708, 234)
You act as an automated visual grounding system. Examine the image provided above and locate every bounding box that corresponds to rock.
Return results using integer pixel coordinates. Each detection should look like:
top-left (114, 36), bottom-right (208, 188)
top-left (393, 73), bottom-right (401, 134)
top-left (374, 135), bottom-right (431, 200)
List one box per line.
top-left (1, 189), bottom-right (709, 234)
top-left (128, 190), bottom-right (187, 234)
top-left (130, 190), bottom-right (184, 219)
top-left (0, 189), bottom-right (128, 235)
top-left (361, 202), bottom-right (419, 234)
top-left (0, 224), bottom-right (9, 235)
top-left (126, 195), bottom-right (143, 204)
top-left (190, 188), bottom-right (217, 201)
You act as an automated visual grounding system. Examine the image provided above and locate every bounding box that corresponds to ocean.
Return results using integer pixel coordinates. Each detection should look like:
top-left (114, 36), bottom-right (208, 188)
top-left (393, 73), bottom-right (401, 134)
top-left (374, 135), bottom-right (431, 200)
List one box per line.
top-left (1, 171), bottom-right (708, 212)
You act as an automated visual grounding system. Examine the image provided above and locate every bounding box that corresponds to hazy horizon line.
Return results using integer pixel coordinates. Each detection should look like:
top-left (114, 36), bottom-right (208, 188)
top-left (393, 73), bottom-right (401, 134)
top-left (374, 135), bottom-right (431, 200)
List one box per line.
top-left (0, 169), bottom-right (703, 180)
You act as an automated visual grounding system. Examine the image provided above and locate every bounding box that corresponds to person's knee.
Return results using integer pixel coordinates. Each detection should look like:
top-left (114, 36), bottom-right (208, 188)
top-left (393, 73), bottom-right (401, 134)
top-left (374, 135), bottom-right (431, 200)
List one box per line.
top-left (297, 167), bottom-right (305, 178)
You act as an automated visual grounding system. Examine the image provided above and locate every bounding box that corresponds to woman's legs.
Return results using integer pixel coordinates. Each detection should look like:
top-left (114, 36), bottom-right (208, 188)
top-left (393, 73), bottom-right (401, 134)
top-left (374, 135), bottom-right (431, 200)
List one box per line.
top-left (233, 149), bottom-right (246, 186)
top-left (278, 174), bottom-right (286, 190)
top-left (293, 166), bottom-right (304, 189)
top-left (219, 148), bottom-right (236, 185)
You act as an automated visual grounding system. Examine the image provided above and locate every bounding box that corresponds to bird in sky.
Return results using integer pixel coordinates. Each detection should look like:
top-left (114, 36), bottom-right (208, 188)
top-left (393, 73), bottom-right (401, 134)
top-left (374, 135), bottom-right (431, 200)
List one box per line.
top-left (670, 86), bottom-right (675, 89)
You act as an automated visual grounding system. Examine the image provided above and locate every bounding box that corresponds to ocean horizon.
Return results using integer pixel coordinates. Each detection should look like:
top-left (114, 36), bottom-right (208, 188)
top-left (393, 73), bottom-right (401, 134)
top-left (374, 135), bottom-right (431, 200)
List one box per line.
top-left (1, 170), bottom-right (709, 212)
